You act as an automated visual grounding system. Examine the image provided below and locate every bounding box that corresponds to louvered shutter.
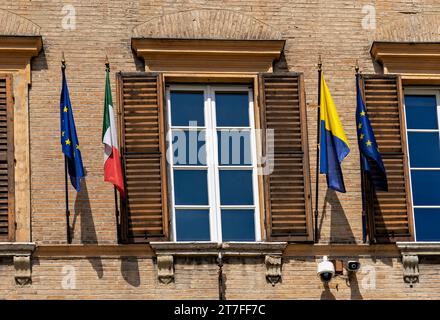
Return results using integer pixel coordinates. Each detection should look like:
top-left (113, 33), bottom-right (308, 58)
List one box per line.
top-left (0, 75), bottom-right (14, 242)
top-left (362, 74), bottom-right (414, 242)
top-left (117, 72), bottom-right (169, 243)
top-left (259, 73), bottom-right (313, 242)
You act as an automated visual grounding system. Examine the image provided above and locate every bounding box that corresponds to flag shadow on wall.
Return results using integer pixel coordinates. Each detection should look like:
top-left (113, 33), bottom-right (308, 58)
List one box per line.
top-left (321, 189), bottom-right (356, 244)
top-left (71, 171), bottom-right (104, 278)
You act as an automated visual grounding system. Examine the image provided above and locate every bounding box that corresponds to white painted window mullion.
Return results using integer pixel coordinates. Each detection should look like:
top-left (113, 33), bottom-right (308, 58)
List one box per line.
top-left (165, 86), bottom-right (177, 242)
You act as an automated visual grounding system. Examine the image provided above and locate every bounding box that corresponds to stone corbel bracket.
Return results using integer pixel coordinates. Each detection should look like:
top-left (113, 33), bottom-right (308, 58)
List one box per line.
top-left (265, 255), bottom-right (282, 286)
top-left (0, 242), bottom-right (36, 285)
top-left (397, 242), bottom-right (440, 286)
top-left (156, 255), bottom-right (174, 284)
top-left (150, 242), bottom-right (287, 285)
top-left (402, 254), bottom-right (419, 285)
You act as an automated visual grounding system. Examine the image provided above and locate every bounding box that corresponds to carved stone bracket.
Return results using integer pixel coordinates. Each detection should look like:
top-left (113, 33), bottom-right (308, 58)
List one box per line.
top-left (156, 255), bottom-right (174, 284)
top-left (14, 255), bottom-right (32, 286)
top-left (265, 255), bottom-right (282, 286)
top-left (397, 242), bottom-right (440, 285)
top-left (0, 242), bottom-right (35, 285)
top-left (402, 254), bottom-right (419, 285)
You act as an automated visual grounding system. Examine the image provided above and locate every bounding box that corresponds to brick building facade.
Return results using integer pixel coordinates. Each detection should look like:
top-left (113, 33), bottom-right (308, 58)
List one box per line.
top-left (0, 0), bottom-right (439, 299)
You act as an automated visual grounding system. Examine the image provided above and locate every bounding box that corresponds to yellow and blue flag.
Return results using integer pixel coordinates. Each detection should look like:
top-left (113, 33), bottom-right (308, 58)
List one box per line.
top-left (319, 73), bottom-right (350, 193)
top-left (60, 67), bottom-right (84, 192)
top-left (356, 74), bottom-right (388, 191)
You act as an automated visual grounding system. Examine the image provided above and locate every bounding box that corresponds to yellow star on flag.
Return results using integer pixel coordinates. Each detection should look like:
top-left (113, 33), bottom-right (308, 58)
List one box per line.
top-left (360, 111), bottom-right (365, 116)
top-left (360, 133), bottom-right (364, 140)
top-left (65, 139), bottom-right (71, 145)
top-left (64, 106), bottom-right (68, 113)
top-left (76, 144), bottom-right (80, 150)
top-left (366, 140), bottom-right (372, 147)
top-left (62, 131), bottom-right (65, 137)
top-left (358, 123), bottom-right (362, 129)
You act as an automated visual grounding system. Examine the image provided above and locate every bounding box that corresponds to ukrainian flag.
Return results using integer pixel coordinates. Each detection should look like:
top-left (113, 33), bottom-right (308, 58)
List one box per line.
top-left (319, 73), bottom-right (350, 193)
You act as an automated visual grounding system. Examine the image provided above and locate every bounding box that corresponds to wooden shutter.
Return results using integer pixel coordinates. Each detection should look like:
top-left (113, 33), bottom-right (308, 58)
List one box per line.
top-left (259, 72), bottom-right (313, 242)
top-left (0, 75), bottom-right (14, 242)
top-left (116, 72), bottom-right (169, 243)
top-left (362, 74), bottom-right (414, 243)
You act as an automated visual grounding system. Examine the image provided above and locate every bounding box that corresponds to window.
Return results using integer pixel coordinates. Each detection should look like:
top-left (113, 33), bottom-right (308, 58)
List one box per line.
top-left (404, 88), bottom-right (440, 241)
top-left (166, 85), bottom-right (260, 242)
top-left (117, 72), bottom-right (312, 243)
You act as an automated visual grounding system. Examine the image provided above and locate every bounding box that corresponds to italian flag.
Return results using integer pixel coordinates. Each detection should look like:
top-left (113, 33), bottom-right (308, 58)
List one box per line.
top-left (102, 67), bottom-right (125, 197)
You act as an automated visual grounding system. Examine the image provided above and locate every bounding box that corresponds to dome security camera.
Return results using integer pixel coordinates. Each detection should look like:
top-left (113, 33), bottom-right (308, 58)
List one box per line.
top-left (317, 256), bottom-right (335, 283)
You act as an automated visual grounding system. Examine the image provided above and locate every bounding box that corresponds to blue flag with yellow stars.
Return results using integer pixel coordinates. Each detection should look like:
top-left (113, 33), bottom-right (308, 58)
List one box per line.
top-left (60, 67), bottom-right (84, 192)
top-left (356, 74), bottom-right (388, 191)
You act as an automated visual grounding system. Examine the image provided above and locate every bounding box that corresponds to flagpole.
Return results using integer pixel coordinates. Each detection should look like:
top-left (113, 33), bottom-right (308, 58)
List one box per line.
top-left (62, 52), bottom-right (72, 244)
top-left (105, 56), bottom-right (122, 243)
top-left (356, 62), bottom-right (368, 243)
top-left (314, 55), bottom-right (322, 243)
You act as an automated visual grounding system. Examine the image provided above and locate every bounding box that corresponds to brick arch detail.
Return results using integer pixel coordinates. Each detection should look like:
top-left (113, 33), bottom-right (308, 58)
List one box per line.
top-left (375, 14), bottom-right (440, 42)
top-left (0, 9), bottom-right (40, 36)
top-left (133, 9), bottom-right (282, 40)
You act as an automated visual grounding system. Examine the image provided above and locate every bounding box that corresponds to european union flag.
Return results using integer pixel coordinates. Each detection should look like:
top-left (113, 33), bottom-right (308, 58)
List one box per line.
top-left (356, 74), bottom-right (388, 191)
top-left (60, 67), bottom-right (84, 192)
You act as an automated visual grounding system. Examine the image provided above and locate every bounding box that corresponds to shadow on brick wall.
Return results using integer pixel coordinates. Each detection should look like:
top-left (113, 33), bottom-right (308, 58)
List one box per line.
top-left (31, 45), bottom-right (48, 72)
top-left (131, 46), bottom-right (145, 72)
top-left (121, 257), bottom-right (141, 287)
top-left (322, 189), bottom-right (356, 243)
top-left (71, 175), bottom-right (104, 278)
top-left (348, 274), bottom-right (363, 300)
top-left (320, 283), bottom-right (336, 300)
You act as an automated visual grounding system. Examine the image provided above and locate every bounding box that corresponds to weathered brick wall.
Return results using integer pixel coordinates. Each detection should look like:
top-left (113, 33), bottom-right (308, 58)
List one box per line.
top-left (0, 0), bottom-right (439, 299)
top-left (0, 256), bottom-right (219, 299)
top-left (1, 255), bottom-right (440, 299)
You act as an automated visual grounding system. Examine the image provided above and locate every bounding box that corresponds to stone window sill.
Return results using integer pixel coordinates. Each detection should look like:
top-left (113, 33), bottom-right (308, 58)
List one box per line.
top-left (397, 242), bottom-right (440, 256)
top-left (0, 242), bottom-right (35, 257)
top-left (149, 241), bottom-right (287, 257)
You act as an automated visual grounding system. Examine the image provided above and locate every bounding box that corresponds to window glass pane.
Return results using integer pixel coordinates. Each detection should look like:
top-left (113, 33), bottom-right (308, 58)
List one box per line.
top-left (174, 170), bottom-right (208, 205)
top-left (219, 170), bottom-right (253, 205)
top-left (217, 130), bottom-right (251, 166)
top-left (221, 209), bottom-right (255, 241)
top-left (215, 92), bottom-right (249, 127)
top-left (170, 91), bottom-right (205, 127)
top-left (176, 209), bottom-right (210, 241)
top-left (408, 132), bottom-right (440, 168)
top-left (411, 170), bottom-right (440, 206)
top-left (172, 130), bottom-right (206, 165)
top-left (404, 95), bottom-right (438, 130)
top-left (414, 208), bottom-right (440, 242)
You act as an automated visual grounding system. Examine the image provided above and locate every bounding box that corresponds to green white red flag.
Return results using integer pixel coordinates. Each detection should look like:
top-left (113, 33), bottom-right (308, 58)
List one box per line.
top-left (102, 66), bottom-right (124, 196)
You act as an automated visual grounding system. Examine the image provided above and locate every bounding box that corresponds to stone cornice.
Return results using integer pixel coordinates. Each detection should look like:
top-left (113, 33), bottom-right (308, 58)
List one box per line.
top-left (132, 38), bottom-right (285, 73)
top-left (370, 41), bottom-right (440, 77)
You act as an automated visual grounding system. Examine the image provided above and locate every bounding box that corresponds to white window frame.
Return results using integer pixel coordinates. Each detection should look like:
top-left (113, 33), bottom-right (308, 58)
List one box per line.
top-left (165, 84), bottom-right (261, 243)
top-left (403, 87), bottom-right (440, 242)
